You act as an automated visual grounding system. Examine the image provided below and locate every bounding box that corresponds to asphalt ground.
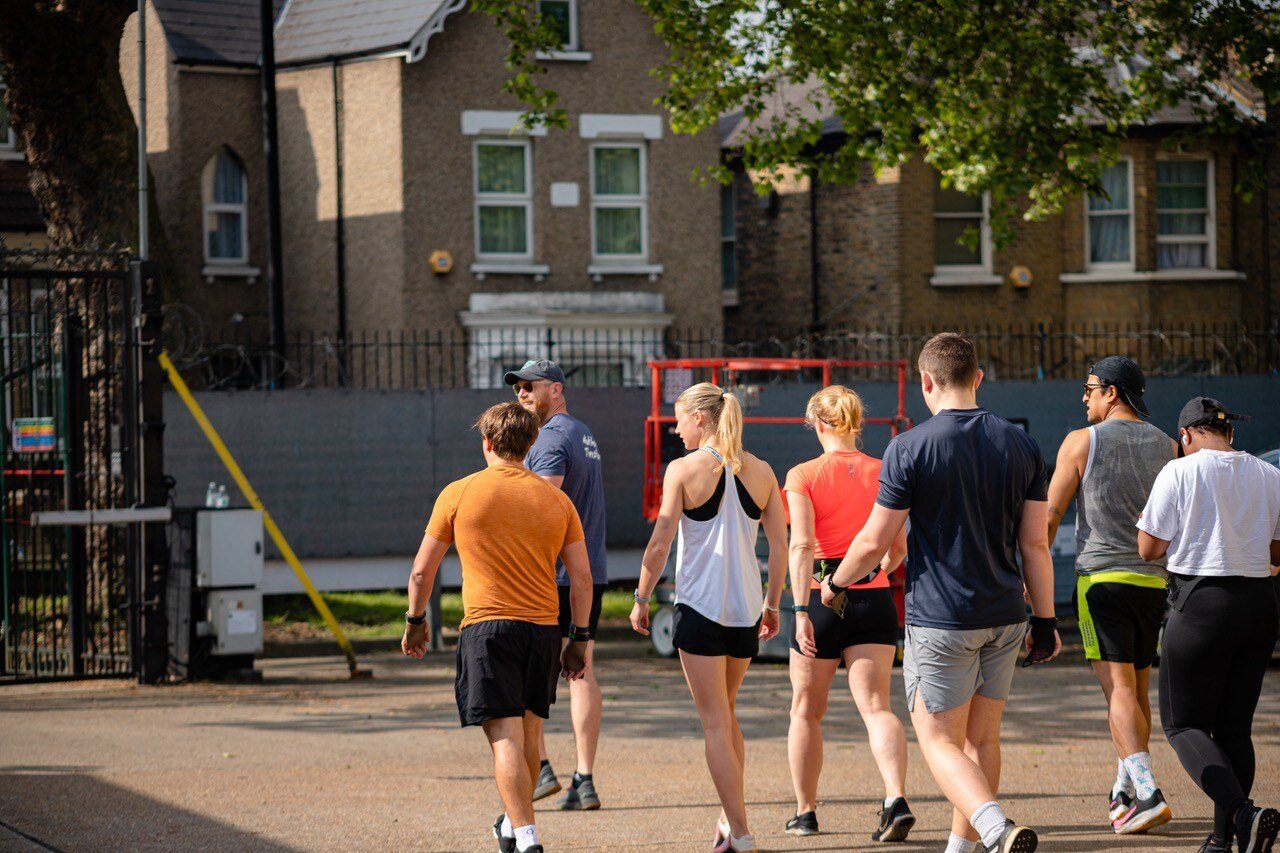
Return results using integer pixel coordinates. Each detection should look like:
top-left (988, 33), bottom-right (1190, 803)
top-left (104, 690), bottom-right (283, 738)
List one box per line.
top-left (1, 642), bottom-right (1278, 852)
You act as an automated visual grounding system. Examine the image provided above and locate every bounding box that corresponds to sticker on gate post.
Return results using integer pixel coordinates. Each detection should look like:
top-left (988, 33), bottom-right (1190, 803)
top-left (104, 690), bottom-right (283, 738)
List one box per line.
top-left (12, 417), bottom-right (56, 453)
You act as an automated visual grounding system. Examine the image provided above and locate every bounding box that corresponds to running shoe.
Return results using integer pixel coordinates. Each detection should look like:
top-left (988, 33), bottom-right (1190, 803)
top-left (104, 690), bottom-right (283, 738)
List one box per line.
top-left (1112, 789), bottom-right (1173, 834)
top-left (1195, 834), bottom-right (1231, 853)
top-left (785, 810), bottom-right (818, 836)
top-left (492, 814), bottom-right (515, 853)
top-left (532, 762), bottom-right (561, 801)
top-left (1234, 802), bottom-right (1280, 853)
top-left (557, 776), bottom-right (601, 810)
top-left (983, 820), bottom-right (1038, 853)
top-left (1108, 790), bottom-right (1133, 823)
top-left (872, 797), bottom-right (916, 842)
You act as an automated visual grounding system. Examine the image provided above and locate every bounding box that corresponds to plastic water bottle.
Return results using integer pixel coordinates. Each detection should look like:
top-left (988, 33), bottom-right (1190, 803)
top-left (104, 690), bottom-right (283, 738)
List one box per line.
top-left (205, 482), bottom-right (218, 508)
top-left (215, 484), bottom-right (230, 508)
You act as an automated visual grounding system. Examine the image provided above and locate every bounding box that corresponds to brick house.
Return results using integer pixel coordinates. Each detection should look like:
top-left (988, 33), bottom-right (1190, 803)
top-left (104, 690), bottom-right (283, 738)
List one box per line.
top-left (120, 0), bottom-right (720, 386)
top-left (720, 81), bottom-right (1270, 336)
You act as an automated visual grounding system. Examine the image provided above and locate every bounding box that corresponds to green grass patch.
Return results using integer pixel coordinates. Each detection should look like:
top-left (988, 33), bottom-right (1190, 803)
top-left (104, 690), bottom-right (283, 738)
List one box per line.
top-left (263, 588), bottom-right (636, 641)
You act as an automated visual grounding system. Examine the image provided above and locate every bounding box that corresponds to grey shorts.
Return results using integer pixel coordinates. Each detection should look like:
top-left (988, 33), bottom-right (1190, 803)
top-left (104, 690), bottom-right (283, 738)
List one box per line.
top-left (903, 622), bottom-right (1027, 714)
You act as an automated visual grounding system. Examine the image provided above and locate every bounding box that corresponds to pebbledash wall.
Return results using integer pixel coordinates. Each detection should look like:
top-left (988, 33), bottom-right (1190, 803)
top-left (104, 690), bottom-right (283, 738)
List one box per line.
top-left (165, 376), bottom-right (1280, 563)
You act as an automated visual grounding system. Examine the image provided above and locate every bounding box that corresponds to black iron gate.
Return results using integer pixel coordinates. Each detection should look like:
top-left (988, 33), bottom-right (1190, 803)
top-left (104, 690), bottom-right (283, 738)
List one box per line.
top-left (0, 257), bottom-right (166, 683)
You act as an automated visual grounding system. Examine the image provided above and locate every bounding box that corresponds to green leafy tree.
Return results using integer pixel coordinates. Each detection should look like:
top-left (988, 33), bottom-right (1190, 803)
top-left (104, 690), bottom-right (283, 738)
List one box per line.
top-left (475, 0), bottom-right (1278, 244)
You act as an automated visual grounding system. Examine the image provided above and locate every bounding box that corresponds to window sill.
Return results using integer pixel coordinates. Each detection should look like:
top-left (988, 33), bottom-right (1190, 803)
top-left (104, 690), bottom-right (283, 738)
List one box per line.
top-left (930, 272), bottom-right (1002, 287)
top-left (1060, 269), bottom-right (1246, 284)
top-left (0, 149), bottom-right (24, 161)
top-left (722, 288), bottom-right (740, 307)
top-left (471, 263), bottom-right (550, 282)
top-left (535, 50), bottom-right (592, 62)
top-left (588, 263), bottom-right (663, 282)
top-left (203, 264), bottom-right (260, 283)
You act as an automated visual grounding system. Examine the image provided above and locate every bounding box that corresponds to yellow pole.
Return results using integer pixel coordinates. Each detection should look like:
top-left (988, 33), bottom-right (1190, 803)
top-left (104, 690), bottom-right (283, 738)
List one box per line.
top-left (158, 351), bottom-right (366, 678)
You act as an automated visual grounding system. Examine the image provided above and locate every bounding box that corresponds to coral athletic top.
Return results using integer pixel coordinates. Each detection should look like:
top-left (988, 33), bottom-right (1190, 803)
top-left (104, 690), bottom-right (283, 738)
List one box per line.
top-left (784, 450), bottom-right (889, 590)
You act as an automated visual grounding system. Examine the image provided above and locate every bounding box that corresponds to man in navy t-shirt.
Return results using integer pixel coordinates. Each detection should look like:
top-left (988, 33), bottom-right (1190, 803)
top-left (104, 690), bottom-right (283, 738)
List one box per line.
top-left (821, 334), bottom-right (1059, 853)
top-left (506, 359), bottom-right (608, 813)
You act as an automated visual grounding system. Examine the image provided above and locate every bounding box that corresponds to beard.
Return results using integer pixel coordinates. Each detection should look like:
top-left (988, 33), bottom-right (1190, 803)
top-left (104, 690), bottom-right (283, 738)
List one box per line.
top-left (523, 396), bottom-right (551, 424)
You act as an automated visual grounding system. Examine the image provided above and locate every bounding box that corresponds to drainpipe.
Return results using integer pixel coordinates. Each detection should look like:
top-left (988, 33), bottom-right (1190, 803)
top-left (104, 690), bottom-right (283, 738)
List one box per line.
top-left (260, 0), bottom-right (287, 383)
top-left (137, 0), bottom-right (148, 260)
top-left (808, 171), bottom-right (822, 330)
top-left (332, 60), bottom-right (348, 380)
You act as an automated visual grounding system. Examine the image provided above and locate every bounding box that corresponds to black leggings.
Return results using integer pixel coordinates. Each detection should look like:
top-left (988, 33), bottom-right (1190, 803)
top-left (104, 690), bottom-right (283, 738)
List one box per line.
top-left (1160, 574), bottom-right (1279, 841)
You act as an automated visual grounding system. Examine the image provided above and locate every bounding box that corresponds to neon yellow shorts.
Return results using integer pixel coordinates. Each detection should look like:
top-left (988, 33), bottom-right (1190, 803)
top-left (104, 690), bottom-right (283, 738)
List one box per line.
top-left (1074, 571), bottom-right (1167, 666)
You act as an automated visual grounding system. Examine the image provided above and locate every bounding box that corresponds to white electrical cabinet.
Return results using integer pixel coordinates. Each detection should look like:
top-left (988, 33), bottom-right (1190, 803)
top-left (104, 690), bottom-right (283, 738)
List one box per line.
top-left (196, 509), bottom-right (264, 588)
top-left (208, 589), bottom-right (264, 656)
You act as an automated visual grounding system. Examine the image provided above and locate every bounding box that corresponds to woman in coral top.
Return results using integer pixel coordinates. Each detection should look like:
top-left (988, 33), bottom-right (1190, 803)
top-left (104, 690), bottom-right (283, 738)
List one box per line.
top-left (783, 385), bottom-right (914, 842)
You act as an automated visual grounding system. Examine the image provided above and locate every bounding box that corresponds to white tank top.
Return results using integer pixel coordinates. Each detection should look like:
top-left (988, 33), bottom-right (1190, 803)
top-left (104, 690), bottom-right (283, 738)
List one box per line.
top-left (675, 447), bottom-right (764, 627)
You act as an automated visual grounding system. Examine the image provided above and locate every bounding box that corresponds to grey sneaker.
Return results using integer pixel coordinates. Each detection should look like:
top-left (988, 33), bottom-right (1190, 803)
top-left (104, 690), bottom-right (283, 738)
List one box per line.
top-left (532, 763), bottom-right (561, 802)
top-left (558, 774), bottom-right (601, 810)
top-left (984, 820), bottom-right (1038, 853)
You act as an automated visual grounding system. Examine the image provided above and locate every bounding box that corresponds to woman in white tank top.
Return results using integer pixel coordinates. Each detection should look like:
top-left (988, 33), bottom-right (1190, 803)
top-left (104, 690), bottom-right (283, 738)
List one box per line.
top-left (631, 382), bottom-right (788, 852)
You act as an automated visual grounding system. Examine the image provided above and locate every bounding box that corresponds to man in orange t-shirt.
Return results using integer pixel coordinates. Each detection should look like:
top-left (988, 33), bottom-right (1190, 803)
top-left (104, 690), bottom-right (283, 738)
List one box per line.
top-left (402, 401), bottom-right (593, 853)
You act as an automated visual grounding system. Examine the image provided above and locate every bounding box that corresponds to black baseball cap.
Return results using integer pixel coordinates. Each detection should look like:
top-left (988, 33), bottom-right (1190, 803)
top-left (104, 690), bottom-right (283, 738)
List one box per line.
top-left (1088, 356), bottom-right (1150, 418)
top-left (503, 359), bottom-right (566, 386)
top-left (1176, 396), bottom-right (1251, 431)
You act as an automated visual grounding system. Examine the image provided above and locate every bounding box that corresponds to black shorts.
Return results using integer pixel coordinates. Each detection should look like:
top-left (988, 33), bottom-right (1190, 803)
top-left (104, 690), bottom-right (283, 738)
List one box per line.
top-left (557, 583), bottom-right (606, 638)
top-left (672, 603), bottom-right (759, 659)
top-left (1074, 575), bottom-right (1167, 668)
top-left (455, 620), bottom-right (560, 727)
top-left (791, 585), bottom-right (900, 659)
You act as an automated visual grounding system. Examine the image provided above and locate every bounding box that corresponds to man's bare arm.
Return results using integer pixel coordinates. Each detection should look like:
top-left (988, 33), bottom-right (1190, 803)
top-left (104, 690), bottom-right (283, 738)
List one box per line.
top-left (830, 504), bottom-right (909, 588)
top-left (538, 473), bottom-right (565, 489)
top-left (1046, 429), bottom-right (1088, 544)
top-left (407, 533), bottom-right (450, 617)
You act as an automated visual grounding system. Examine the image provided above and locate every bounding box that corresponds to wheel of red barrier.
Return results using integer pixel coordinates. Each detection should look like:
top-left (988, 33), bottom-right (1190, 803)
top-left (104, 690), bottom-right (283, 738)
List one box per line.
top-left (650, 605), bottom-right (676, 658)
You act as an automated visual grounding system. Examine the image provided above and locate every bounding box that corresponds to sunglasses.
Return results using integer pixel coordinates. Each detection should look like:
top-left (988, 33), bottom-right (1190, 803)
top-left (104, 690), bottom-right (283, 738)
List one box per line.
top-left (1082, 383), bottom-right (1111, 396)
top-left (513, 379), bottom-right (550, 395)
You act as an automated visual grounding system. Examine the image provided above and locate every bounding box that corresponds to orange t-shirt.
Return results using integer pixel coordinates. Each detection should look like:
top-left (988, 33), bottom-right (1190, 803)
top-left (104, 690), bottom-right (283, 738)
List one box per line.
top-left (426, 465), bottom-right (585, 629)
top-left (784, 450), bottom-right (889, 590)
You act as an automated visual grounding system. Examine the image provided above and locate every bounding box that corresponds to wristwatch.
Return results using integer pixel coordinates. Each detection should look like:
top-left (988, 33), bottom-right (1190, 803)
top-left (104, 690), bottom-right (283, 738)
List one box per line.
top-left (633, 589), bottom-right (651, 604)
top-left (405, 610), bottom-right (427, 625)
top-left (825, 575), bottom-right (848, 596)
top-left (791, 605), bottom-right (809, 614)
top-left (567, 623), bottom-right (592, 642)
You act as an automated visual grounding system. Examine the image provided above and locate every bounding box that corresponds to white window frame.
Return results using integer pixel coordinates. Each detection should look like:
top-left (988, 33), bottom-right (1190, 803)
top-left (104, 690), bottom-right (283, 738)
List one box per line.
top-left (1155, 156), bottom-right (1215, 271)
top-left (202, 152), bottom-right (250, 266)
top-left (932, 184), bottom-right (992, 277)
top-left (473, 138), bottom-right (535, 264)
top-left (1085, 157), bottom-right (1136, 273)
top-left (589, 141), bottom-right (649, 264)
top-left (538, 0), bottom-right (579, 51)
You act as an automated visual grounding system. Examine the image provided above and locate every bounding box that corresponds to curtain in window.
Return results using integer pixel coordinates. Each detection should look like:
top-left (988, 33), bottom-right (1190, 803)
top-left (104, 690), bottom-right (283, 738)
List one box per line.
top-left (1088, 162), bottom-right (1130, 264)
top-left (214, 153), bottom-right (245, 204)
top-left (595, 208), bottom-right (641, 255)
top-left (207, 212), bottom-right (243, 260)
top-left (594, 148), bottom-right (640, 195)
top-left (478, 206), bottom-right (528, 254)
top-left (1156, 244), bottom-right (1206, 268)
top-left (1156, 161), bottom-right (1208, 269)
top-left (478, 145), bottom-right (526, 194)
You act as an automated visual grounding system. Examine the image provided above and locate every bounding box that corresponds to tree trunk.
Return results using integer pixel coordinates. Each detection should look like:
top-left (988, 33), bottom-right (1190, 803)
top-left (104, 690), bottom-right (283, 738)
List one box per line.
top-left (0, 0), bottom-right (143, 252)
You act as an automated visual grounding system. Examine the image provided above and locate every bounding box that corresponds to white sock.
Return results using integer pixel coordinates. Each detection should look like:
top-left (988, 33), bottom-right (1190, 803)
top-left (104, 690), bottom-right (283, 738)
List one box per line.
top-left (1113, 758), bottom-right (1135, 798)
top-left (1122, 751), bottom-right (1157, 800)
top-left (884, 795), bottom-right (898, 810)
top-left (729, 832), bottom-right (755, 851)
top-left (970, 801), bottom-right (1009, 848)
top-left (513, 824), bottom-right (538, 852)
top-left (945, 833), bottom-right (980, 853)
top-left (499, 814), bottom-right (514, 838)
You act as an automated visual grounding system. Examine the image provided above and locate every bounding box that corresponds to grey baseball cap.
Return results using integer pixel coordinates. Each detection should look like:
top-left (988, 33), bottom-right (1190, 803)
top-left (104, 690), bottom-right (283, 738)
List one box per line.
top-left (503, 359), bottom-right (566, 386)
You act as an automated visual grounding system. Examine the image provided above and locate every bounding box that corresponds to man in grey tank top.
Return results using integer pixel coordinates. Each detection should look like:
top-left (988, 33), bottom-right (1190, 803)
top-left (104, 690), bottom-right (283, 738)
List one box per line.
top-left (1047, 356), bottom-right (1177, 837)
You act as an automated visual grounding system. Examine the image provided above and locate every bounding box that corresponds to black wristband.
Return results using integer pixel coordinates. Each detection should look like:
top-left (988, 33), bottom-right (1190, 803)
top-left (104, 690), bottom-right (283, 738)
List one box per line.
top-left (405, 610), bottom-right (427, 626)
top-left (1028, 615), bottom-right (1057, 645)
top-left (826, 575), bottom-right (848, 596)
top-left (791, 605), bottom-right (809, 614)
top-left (567, 624), bottom-right (591, 642)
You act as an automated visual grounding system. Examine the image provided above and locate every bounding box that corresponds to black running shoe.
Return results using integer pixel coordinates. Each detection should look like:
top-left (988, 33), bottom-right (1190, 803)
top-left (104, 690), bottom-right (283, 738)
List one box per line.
top-left (1196, 834), bottom-right (1231, 853)
top-left (785, 810), bottom-right (819, 836)
top-left (558, 776), bottom-right (601, 810)
top-left (872, 797), bottom-right (916, 842)
top-left (1108, 790), bottom-right (1132, 823)
top-left (492, 814), bottom-right (515, 853)
top-left (1234, 802), bottom-right (1280, 853)
top-left (1113, 788), bottom-right (1172, 834)
top-left (984, 820), bottom-right (1038, 853)
top-left (532, 762), bottom-right (561, 802)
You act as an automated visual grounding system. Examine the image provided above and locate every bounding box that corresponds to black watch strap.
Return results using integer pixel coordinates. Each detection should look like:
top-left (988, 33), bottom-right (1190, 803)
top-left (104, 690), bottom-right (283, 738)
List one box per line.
top-left (405, 610), bottom-right (427, 625)
top-left (791, 605), bottom-right (809, 613)
top-left (567, 623), bottom-right (591, 642)
top-left (825, 575), bottom-right (848, 595)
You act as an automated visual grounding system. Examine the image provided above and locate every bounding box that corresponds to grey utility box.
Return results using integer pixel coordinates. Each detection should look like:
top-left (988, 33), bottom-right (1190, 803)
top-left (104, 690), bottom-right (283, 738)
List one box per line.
top-left (196, 509), bottom-right (264, 588)
top-left (208, 589), bottom-right (264, 656)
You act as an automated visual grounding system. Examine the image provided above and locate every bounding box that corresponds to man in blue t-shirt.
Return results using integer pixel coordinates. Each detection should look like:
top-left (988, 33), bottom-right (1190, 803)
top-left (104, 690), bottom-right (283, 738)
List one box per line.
top-left (821, 333), bottom-right (1059, 853)
top-left (505, 359), bottom-right (608, 813)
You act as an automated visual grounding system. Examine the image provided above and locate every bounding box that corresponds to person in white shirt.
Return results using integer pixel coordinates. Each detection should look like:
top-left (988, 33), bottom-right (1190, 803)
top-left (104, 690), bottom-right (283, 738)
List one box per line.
top-left (1136, 396), bottom-right (1280, 853)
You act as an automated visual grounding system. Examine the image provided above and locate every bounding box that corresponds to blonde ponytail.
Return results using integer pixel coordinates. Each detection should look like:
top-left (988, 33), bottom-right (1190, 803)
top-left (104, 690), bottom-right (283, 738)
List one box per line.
top-left (805, 385), bottom-right (864, 440)
top-left (675, 382), bottom-right (745, 473)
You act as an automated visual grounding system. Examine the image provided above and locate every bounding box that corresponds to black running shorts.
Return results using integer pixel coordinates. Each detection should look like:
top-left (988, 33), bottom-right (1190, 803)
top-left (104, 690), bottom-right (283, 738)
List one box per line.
top-left (557, 583), bottom-right (606, 638)
top-left (791, 585), bottom-right (900, 659)
top-left (1074, 574), bottom-right (1167, 668)
top-left (672, 603), bottom-right (759, 659)
top-left (455, 619), bottom-right (560, 727)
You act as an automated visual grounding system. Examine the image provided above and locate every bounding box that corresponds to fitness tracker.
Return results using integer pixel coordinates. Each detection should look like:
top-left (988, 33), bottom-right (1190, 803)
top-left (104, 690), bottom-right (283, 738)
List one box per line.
top-left (405, 610), bottom-right (427, 626)
top-left (825, 575), bottom-right (848, 596)
top-left (567, 623), bottom-right (592, 643)
top-left (633, 589), bottom-right (651, 604)
top-left (791, 605), bottom-right (809, 614)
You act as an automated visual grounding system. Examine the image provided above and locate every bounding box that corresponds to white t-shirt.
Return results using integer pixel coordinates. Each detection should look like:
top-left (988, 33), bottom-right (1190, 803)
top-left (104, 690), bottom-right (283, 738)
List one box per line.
top-left (1137, 449), bottom-right (1280, 577)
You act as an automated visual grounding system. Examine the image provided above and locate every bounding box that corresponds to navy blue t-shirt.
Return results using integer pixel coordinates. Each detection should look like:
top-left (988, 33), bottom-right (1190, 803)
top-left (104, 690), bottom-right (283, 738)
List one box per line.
top-left (525, 413), bottom-right (608, 585)
top-left (877, 408), bottom-right (1048, 630)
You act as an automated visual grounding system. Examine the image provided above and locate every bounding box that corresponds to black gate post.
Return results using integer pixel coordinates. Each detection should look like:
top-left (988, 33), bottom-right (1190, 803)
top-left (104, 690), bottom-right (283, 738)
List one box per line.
top-left (62, 314), bottom-right (88, 676)
top-left (133, 262), bottom-right (169, 684)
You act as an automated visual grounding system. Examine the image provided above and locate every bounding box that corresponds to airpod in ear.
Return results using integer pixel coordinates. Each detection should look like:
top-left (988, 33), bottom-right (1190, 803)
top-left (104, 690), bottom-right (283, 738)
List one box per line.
top-left (1182, 434), bottom-right (1192, 446)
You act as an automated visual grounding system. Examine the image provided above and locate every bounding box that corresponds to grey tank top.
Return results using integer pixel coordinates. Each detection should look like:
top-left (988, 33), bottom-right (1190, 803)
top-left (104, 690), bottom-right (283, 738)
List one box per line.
top-left (1075, 419), bottom-right (1174, 575)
